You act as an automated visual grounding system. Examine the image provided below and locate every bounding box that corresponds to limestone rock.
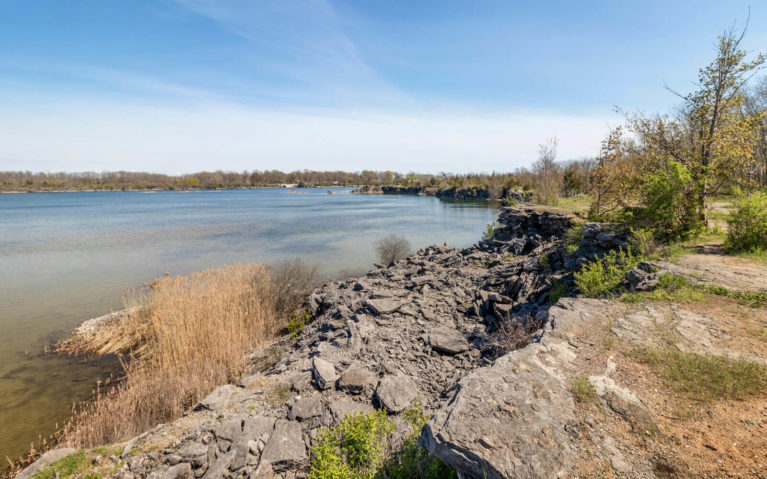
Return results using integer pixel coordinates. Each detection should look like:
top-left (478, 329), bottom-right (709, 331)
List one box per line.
top-left (429, 326), bottom-right (469, 355)
top-left (365, 298), bottom-right (402, 315)
top-left (194, 384), bottom-right (239, 411)
top-left (375, 374), bottom-right (419, 413)
top-left (15, 448), bottom-right (78, 479)
top-left (289, 395), bottom-right (325, 422)
top-left (312, 357), bottom-right (338, 390)
top-left (260, 420), bottom-right (307, 472)
top-left (337, 362), bottom-right (375, 395)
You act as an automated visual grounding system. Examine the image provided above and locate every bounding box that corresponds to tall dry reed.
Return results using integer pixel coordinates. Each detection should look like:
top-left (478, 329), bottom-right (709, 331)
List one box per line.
top-left (59, 261), bottom-right (315, 447)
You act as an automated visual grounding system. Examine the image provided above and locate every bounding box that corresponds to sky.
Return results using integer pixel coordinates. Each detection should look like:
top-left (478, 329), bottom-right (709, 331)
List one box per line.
top-left (0, 1), bottom-right (765, 174)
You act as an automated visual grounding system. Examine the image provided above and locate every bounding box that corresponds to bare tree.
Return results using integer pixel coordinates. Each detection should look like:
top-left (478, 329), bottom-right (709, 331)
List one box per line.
top-left (532, 137), bottom-right (562, 204)
top-left (375, 234), bottom-right (412, 265)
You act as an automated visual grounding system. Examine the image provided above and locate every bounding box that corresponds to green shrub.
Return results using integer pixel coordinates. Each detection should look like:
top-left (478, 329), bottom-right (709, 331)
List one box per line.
top-left (725, 191), bottom-right (767, 253)
top-left (309, 410), bottom-right (395, 479)
top-left (620, 161), bottom-right (704, 241)
top-left (574, 247), bottom-right (640, 298)
top-left (629, 227), bottom-right (657, 257)
top-left (381, 404), bottom-right (456, 479)
top-left (308, 406), bottom-right (455, 479)
top-left (563, 224), bottom-right (584, 256)
top-left (287, 308), bottom-right (311, 338)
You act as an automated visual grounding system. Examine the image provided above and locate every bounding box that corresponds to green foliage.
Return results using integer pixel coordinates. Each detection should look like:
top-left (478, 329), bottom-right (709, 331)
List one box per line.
top-left (620, 161), bottom-right (704, 241)
top-left (548, 279), bottom-right (567, 305)
top-left (381, 404), bottom-right (456, 479)
top-left (698, 284), bottom-right (767, 308)
top-left (309, 406), bottom-right (455, 479)
top-left (572, 374), bottom-right (596, 403)
top-left (621, 273), bottom-right (704, 303)
top-left (563, 224), bottom-right (584, 256)
top-left (725, 191), bottom-right (767, 253)
top-left (628, 227), bottom-right (656, 257)
top-left (483, 221), bottom-right (500, 239)
top-left (500, 196), bottom-right (518, 207)
top-left (537, 253), bottom-right (549, 271)
top-left (633, 348), bottom-right (767, 402)
top-left (309, 410), bottom-right (395, 479)
top-left (287, 308), bottom-right (311, 338)
top-left (574, 247), bottom-right (640, 298)
top-left (32, 448), bottom-right (115, 479)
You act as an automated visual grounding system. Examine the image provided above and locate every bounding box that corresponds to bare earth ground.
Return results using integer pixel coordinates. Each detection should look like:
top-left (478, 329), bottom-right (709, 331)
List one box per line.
top-left (565, 253), bottom-right (767, 478)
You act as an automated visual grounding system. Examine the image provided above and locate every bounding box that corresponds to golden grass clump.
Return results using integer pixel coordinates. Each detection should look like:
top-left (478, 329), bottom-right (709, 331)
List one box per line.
top-left (59, 261), bottom-right (315, 448)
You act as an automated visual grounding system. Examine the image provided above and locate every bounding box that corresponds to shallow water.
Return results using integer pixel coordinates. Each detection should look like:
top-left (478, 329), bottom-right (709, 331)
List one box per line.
top-left (0, 188), bottom-right (497, 461)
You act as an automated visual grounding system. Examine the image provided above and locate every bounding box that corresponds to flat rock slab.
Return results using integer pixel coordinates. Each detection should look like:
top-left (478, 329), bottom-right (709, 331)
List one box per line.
top-left (366, 298), bottom-right (402, 315)
top-left (312, 357), bottom-right (338, 390)
top-left (375, 374), bottom-right (419, 413)
top-left (194, 384), bottom-right (240, 411)
top-left (260, 420), bottom-right (307, 472)
top-left (327, 396), bottom-right (375, 424)
top-left (290, 395), bottom-right (325, 421)
top-left (429, 326), bottom-right (469, 355)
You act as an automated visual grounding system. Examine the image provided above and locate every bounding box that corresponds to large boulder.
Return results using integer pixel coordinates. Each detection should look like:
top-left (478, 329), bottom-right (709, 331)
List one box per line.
top-left (420, 300), bottom-right (591, 479)
top-left (260, 420), bottom-right (307, 472)
top-left (312, 357), bottom-right (338, 390)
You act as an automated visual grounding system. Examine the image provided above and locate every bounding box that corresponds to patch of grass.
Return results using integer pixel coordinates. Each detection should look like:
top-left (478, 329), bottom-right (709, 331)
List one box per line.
top-left (33, 446), bottom-right (124, 479)
top-left (287, 308), bottom-right (312, 338)
top-left (574, 247), bottom-right (640, 298)
top-left (572, 374), bottom-right (596, 403)
top-left (697, 285), bottom-right (767, 308)
top-left (632, 347), bottom-right (767, 402)
top-left (621, 274), bottom-right (705, 303)
top-left (269, 383), bottom-right (292, 404)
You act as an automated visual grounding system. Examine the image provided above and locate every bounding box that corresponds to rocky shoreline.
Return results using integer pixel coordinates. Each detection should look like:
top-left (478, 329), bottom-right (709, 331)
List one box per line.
top-left (350, 185), bottom-right (533, 202)
top-left (23, 206), bottom-right (760, 478)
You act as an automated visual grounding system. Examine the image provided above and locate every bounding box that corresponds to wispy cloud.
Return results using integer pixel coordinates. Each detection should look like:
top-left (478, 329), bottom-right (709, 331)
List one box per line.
top-left (172, 0), bottom-right (412, 107)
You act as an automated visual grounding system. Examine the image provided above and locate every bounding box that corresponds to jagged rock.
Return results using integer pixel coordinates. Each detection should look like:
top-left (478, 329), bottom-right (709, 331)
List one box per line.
top-left (312, 357), bottom-right (338, 390)
top-left (337, 362), bottom-right (375, 394)
top-left (421, 332), bottom-right (578, 478)
top-left (161, 463), bottom-right (192, 479)
top-left (288, 371), bottom-right (313, 392)
top-left (231, 416), bottom-right (276, 470)
top-left (589, 375), bottom-right (658, 435)
top-left (178, 442), bottom-right (208, 467)
top-left (260, 420), bottom-right (307, 472)
top-left (429, 327), bottom-right (469, 355)
top-left (375, 374), bottom-right (419, 413)
top-left (194, 384), bottom-right (239, 411)
top-left (289, 395), bottom-right (325, 422)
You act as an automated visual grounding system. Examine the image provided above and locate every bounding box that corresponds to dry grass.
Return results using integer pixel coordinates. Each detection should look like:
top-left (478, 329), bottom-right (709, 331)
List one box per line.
top-left (56, 261), bottom-right (316, 448)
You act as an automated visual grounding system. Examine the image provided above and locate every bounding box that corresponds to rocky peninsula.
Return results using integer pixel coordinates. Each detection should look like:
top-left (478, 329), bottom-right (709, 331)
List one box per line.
top-left (18, 207), bottom-right (767, 479)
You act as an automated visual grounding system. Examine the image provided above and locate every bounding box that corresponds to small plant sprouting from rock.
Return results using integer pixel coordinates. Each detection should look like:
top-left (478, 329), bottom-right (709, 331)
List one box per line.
top-left (563, 223), bottom-right (584, 256)
top-left (375, 234), bottom-right (412, 266)
top-left (483, 221), bottom-right (500, 239)
top-left (572, 374), bottom-right (596, 403)
top-left (287, 308), bottom-right (312, 338)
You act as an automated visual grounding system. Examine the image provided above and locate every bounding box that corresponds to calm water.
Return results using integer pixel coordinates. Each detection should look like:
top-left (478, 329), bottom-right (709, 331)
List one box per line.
top-left (0, 188), bottom-right (496, 461)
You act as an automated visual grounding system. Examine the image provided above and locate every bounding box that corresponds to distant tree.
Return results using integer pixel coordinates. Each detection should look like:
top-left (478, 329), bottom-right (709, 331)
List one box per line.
top-left (531, 137), bottom-right (562, 205)
top-left (375, 234), bottom-right (412, 265)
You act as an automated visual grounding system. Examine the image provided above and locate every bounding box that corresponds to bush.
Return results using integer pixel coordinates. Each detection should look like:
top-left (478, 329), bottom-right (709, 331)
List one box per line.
top-left (308, 406), bottom-right (455, 479)
top-left (629, 227), bottom-right (657, 257)
top-left (725, 191), bottom-right (767, 253)
top-left (269, 258), bottom-right (320, 317)
top-left (309, 410), bottom-right (395, 479)
top-left (620, 161), bottom-right (704, 241)
top-left (574, 247), bottom-right (640, 298)
top-left (287, 308), bottom-right (311, 338)
top-left (375, 234), bottom-right (412, 265)
top-left (572, 374), bottom-right (596, 403)
top-left (563, 224), bottom-right (584, 255)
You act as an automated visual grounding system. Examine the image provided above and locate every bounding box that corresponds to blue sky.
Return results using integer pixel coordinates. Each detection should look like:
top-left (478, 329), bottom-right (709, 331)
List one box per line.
top-left (0, 1), bottom-right (765, 174)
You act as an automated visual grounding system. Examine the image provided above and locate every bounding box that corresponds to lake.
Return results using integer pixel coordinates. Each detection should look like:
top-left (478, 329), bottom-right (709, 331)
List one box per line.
top-left (0, 188), bottom-right (497, 463)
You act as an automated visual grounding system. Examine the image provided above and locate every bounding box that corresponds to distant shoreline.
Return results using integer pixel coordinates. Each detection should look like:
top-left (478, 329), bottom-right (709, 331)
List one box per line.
top-left (0, 185), bottom-right (353, 194)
